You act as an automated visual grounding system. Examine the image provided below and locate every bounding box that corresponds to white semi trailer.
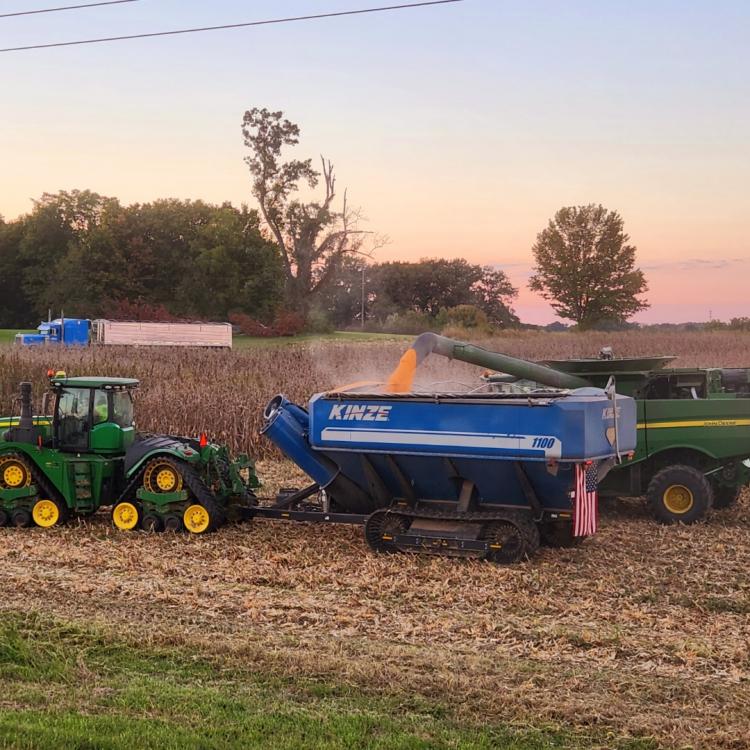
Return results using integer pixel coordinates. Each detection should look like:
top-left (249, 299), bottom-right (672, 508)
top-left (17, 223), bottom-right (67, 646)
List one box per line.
top-left (93, 320), bottom-right (232, 348)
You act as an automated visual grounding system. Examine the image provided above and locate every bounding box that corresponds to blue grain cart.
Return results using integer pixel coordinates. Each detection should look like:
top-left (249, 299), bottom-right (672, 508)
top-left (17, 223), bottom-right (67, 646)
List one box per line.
top-left (15, 318), bottom-right (90, 347)
top-left (259, 334), bottom-right (637, 563)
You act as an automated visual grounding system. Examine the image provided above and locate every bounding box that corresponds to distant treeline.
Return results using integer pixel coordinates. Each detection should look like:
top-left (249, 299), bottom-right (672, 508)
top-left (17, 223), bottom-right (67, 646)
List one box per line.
top-left (0, 190), bottom-right (519, 333)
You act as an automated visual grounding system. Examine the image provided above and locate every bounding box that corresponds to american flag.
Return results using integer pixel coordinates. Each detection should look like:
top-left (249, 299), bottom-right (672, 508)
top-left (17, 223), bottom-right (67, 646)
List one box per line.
top-left (573, 462), bottom-right (598, 537)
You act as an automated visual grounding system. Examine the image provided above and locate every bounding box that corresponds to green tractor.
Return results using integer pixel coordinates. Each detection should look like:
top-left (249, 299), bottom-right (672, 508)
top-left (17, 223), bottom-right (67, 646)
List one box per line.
top-left (0, 372), bottom-right (258, 532)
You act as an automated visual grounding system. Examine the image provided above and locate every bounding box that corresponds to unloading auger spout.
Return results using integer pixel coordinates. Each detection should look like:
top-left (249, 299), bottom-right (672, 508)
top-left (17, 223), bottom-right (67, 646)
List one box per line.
top-left (386, 332), bottom-right (590, 392)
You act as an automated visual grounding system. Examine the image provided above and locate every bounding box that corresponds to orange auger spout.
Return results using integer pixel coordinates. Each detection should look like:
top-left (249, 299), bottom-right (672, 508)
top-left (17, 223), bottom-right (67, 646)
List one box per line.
top-left (385, 332), bottom-right (589, 392)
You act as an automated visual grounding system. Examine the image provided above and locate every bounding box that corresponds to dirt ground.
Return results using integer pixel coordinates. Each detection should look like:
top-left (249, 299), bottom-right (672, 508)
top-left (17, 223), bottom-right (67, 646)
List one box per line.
top-left (1, 460), bottom-right (749, 749)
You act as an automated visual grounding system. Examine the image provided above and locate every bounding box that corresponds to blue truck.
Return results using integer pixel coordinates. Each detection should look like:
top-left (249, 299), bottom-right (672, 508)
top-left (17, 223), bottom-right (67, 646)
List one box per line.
top-left (15, 318), bottom-right (90, 347)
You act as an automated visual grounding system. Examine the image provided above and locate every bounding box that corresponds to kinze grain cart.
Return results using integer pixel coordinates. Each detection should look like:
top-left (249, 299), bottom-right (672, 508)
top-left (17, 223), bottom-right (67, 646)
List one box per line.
top-left (479, 342), bottom-right (750, 524)
top-left (0, 372), bottom-right (257, 532)
top-left (257, 334), bottom-right (637, 563)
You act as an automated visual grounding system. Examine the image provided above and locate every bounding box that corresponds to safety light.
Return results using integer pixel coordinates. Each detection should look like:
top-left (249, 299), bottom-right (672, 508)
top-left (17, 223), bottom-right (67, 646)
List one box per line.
top-left (199, 433), bottom-right (208, 448)
top-left (46, 369), bottom-right (55, 377)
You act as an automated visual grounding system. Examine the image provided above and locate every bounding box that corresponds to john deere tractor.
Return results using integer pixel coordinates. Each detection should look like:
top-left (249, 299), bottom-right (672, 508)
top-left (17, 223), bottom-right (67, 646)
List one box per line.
top-left (0, 372), bottom-right (258, 533)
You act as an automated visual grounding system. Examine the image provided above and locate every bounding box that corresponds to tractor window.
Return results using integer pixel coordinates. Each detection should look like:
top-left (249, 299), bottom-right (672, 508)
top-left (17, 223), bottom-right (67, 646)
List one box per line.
top-left (112, 391), bottom-right (134, 428)
top-left (56, 387), bottom-right (91, 451)
top-left (93, 390), bottom-right (109, 424)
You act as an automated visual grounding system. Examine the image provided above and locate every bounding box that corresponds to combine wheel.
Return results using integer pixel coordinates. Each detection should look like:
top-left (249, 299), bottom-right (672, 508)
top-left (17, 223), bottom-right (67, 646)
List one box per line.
top-left (112, 501), bottom-right (141, 531)
top-left (143, 459), bottom-right (184, 494)
top-left (163, 514), bottom-right (183, 533)
top-left (647, 465), bottom-right (713, 524)
top-left (539, 520), bottom-right (583, 549)
top-left (32, 498), bottom-right (67, 528)
top-left (364, 509), bottom-right (410, 553)
top-left (11, 509), bottom-right (31, 528)
top-left (0, 455), bottom-right (32, 490)
top-left (141, 514), bottom-right (163, 533)
top-left (481, 512), bottom-right (540, 564)
top-left (0, 509), bottom-right (8, 527)
top-left (712, 484), bottom-right (742, 510)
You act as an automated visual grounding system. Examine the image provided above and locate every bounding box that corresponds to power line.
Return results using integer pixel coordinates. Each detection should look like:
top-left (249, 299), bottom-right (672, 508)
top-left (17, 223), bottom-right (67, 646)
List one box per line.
top-left (1, 1), bottom-right (138, 19)
top-left (0, 0), bottom-right (463, 53)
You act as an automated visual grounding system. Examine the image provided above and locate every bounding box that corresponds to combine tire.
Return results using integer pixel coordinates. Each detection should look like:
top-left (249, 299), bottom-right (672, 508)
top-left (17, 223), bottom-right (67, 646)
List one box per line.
top-left (112, 501), bottom-right (141, 531)
top-left (712, 484), bottom-right (742, 510)
top-left (539, 520), bottom-right (583, 548)
top-left (11, 509), bottom-right (31, 528)
top-left (481, 511), bottom-right (540, 564)
top-left (647, 465), bottom-right (713, 524)
top-left (31, 498), bottom-right (67, 528)
top-left (364, 509), bottom-right (410, 553)
top-left (0, 509), bottom-right (8, 527)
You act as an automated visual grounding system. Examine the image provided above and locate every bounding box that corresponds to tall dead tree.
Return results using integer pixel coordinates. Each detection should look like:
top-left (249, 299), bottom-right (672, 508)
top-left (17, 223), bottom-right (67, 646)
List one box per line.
top-left (242, 107), bottom-right (370, 314)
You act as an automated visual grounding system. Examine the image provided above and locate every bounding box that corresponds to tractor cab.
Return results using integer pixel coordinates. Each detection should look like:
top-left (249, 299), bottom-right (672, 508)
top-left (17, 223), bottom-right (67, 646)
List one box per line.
top-left (47, 372), bottom-right (139, 454)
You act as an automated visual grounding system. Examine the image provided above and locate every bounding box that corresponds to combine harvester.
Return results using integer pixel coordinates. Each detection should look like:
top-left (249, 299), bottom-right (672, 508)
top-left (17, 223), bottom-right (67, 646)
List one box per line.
top-left (484, 349), bottom-right (750, 523)
top-left (258, 333), bottom-right (637, 562)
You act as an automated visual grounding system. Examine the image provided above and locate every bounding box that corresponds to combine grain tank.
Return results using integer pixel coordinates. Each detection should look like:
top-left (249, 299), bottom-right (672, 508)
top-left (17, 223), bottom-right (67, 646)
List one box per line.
top-left (93, 320), bottom-right (232, 348)
top-left (259, 334), bottom-right (637, 563)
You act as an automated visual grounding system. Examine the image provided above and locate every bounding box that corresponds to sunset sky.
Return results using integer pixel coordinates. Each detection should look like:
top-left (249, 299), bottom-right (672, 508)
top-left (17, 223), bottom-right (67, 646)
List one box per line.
top-left (1, 0), bottom-right (748, 324)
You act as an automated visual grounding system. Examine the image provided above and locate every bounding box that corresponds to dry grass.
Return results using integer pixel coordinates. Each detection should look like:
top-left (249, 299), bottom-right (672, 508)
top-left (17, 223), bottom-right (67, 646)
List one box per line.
top-left (2, 331), bottom-right (750, 748)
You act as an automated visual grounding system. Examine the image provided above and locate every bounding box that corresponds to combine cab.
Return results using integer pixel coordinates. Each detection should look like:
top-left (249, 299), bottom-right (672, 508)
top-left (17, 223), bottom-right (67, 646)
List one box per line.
top-left (0, 372), bottom-right (257, 532)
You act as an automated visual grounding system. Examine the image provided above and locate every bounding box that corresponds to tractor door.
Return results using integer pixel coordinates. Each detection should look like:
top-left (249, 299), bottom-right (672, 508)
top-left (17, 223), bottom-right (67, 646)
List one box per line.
top-left (55, 387), bottom-right (92, 452)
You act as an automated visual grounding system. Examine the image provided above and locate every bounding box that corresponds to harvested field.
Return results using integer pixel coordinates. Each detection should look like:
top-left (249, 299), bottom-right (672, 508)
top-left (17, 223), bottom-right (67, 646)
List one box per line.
top-left (0, 466), bottom-right (748, 748)
top-left (1, 331), bottom-right (750, 748)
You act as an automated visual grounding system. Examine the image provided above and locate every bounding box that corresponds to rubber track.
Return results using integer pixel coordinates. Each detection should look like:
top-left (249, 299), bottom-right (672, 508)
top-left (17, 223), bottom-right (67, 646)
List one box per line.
top-left (377, 506), bottom-right (538, 523)
top-left (2, 452), bottom-right (59, 504)
top-left (181, 461), bottom-right (227, 530)
top-left (370, 505), bottom-right (541, 560)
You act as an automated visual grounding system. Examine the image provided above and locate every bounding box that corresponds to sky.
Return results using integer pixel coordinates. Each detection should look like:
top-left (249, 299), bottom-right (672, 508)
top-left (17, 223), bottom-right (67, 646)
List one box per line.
top-left (1, 0), bottom-right (748, 324)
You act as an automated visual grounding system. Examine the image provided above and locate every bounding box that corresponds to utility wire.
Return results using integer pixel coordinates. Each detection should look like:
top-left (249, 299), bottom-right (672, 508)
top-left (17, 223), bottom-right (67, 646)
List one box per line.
top-left (0, 0), bottom-right (463, 53)
top-left (1, 0), bottom-right (138, 19)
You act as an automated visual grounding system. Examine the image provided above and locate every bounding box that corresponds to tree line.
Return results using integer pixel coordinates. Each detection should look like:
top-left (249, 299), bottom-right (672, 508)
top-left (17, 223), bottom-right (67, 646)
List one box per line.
top-left (0, 106), bottom-right (649, 332)
top-left (0, 190), bottom-right (518, 331)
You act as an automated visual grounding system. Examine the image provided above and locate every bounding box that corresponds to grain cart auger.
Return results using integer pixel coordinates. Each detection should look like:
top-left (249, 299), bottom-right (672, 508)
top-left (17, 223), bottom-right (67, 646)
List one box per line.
top-left (258, 333), bottom-right (637, 563)
top-left (483, 347), bottom-right (750, 524)
top-left (0, 372), bottom-right (258, 532)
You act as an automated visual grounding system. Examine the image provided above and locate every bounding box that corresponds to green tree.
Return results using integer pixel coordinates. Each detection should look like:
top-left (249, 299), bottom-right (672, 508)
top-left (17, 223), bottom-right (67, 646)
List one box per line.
top-left (528, 204), bottom-right (648, 328)
top-left (0, 217), bottom-right (35, 327)
top-left (241, 107), bottom-right (370, 315)
top-left (176, 205), bottom-right (284, 321)
top-left (372, 259), bottom-right (518, 326)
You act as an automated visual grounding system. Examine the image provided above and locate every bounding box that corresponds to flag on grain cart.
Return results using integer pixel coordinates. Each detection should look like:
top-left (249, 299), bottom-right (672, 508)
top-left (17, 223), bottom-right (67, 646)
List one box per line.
top-left (573, 462), bottom-right (598, 537)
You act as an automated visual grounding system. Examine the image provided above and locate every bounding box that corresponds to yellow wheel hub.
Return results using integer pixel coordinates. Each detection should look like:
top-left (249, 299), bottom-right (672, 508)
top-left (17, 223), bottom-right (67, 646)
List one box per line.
top-left (32, 499), bottom-right (60, 528)
top-left (183, 504), bottom-right (210, 534)
top-left (113, 502), bottom-right (139, 531)
top-left (2, 461), bottom-right (30, 489)
top-left (663, 484), bottom-right (694, 514)
top-left (144, 462), bottom-right (183, 493)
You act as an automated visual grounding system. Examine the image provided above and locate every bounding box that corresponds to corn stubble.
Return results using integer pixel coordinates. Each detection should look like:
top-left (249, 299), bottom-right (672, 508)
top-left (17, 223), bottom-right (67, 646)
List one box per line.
top-left (1, 330), bottom-right (749, 748)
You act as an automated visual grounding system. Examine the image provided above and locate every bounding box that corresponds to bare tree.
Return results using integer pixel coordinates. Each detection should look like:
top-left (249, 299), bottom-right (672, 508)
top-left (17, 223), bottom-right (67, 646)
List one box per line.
top-left (242, 107), bottom-right (375, 313)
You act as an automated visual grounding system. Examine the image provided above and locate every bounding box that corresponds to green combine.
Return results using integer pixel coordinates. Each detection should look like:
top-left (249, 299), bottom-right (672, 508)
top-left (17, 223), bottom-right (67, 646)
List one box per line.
top-left (0, 372), bottom-right (258, 532)
top-left (480, 346), bottom-right (750, 524)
